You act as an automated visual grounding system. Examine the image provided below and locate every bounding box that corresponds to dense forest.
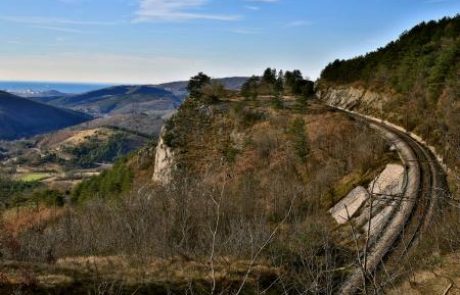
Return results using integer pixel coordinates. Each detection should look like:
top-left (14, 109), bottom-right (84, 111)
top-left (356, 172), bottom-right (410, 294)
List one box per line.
top-left (321, 16), bottom-right (459, 94)
top-left (319, 15), bottom-right (460, 174)
top-left (241, 68), bottom-right (314, 100)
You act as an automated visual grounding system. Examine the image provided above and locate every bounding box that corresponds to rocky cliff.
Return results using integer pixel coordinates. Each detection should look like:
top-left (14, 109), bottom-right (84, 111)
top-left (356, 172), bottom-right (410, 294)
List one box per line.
top-left (317, 85), bottom-right (448, 172)
top-left (317, 85), bottom-right (393, 116)
top-left (152, 128), bottom-right (174, 185)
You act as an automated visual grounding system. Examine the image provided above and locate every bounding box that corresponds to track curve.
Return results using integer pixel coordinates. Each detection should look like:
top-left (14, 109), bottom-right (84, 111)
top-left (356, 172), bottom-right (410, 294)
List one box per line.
top-left (330, 107), bottom-right (449, 294)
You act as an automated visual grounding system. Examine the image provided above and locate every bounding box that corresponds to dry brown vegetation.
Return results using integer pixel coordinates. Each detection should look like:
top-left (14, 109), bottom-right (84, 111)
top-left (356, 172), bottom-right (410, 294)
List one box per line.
top-left (0, 98), bottom-right (393, 293)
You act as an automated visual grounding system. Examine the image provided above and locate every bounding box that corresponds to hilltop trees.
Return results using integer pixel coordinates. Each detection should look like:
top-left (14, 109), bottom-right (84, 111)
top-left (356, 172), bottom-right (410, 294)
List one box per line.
top-left (187, 72), bottom-right (227, 104)
top-left (274, 70), bottom-right (284, 96)
top-left (188, 68), bottom-right (315, 104)
top-left (240, 68), bottom-right (315, 101)
top-left (187, 72), bottom-right (211, 99)
top-left (262, 68), bottom-right (277, 85)
top-left (285, 70), bottom-right (303, 94)
top-left (241, 76), bottom-right (260, 100)
top-left (201, 80), bottom-right (226, 103)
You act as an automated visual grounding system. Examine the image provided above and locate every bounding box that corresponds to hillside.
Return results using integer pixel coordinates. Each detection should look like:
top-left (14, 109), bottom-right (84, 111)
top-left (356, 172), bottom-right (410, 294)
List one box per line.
top-left (0, 72), bottom-right (404, 293)
top-left (4, 130), bottom-right (138, 191)
top-left (45, 85), bottom-right (181, 116)
top-left (0, 91), bottom-right (90, 140)
top-left (318, 15), bottom-right (460, 173)
top-left (317, 16), bottom-right (460, 294)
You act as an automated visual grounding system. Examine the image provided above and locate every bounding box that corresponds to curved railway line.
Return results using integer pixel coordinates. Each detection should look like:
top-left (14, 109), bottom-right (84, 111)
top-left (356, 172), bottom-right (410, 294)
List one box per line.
top-left (331, 107), bottom-right (449, 294)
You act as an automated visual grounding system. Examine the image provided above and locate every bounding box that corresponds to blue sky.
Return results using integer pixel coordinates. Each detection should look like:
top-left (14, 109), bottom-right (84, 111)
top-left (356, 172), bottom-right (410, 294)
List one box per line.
top-left (0, 0), bottom-right (459, 84)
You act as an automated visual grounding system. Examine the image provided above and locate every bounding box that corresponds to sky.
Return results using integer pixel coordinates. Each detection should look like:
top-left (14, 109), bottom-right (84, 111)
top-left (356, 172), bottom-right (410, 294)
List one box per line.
top-left (0, 0), bottom-right (459, 84)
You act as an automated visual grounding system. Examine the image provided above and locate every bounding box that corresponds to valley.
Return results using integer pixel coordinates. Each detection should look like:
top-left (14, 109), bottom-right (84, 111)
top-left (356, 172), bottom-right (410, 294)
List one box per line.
top-left (0, 76), bottom-right (250, 209)
top-left (0, 125), bottom-right (147, 192)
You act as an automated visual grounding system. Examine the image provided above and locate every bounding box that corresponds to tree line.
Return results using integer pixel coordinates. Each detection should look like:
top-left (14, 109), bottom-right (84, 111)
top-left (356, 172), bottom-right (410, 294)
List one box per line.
top-left (241, 68), bottom-right (315, 100)
top-left (185, 68), bottom-right (315, 106)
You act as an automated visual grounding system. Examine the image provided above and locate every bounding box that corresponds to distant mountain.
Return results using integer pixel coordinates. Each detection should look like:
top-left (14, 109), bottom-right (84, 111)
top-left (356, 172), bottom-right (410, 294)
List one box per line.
top-left (156, 77), bottom-right (249, 98)
top-left (12, 90), bottom-right (72, 105)
top-left (45, 85), bottom-right (181, 117)
top-left (25, 77), bottom-right (249, 117)
top-left (11, 89), bottom-right (69, 98)
top-left (0, 91), bottom-right (91, 140)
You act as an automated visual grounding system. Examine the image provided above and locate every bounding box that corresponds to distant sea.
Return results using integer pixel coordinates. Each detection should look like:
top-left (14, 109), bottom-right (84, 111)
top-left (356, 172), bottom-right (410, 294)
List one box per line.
top-left (0, 81), bottom-right (113, 94)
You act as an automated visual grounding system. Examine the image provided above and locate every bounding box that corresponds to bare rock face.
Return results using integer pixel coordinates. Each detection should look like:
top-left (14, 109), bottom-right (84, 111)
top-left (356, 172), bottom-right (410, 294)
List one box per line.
top-left (318, 86), bottom-right (390, 112)
top-left (329, 186), bottom-right (370, 224)
top-left (329, 163), bottom-right (406, 231)
top-left (318, 87), bottom-right (365, 110)
top-left (152, 129), bottom-right (174, 185)
top-left (368, 163), bottom-right (406, 197)
top-left (364, 205), bottom-right (395, 236)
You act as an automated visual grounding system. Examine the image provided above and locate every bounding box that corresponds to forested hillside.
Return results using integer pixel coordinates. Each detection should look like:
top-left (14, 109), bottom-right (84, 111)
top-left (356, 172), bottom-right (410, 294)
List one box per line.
top-left (0, 91), bottom-right (90, 140)
top-left (319, 15), bottom-right (460, 173)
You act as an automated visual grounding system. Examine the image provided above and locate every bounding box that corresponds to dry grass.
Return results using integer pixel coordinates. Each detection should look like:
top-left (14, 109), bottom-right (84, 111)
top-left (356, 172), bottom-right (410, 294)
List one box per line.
top-left (37, 128), bottom-right (111, 149)
top-left (2, 206), bottom-right (66, 237)
top-left (0, 255), bottom-right (278, 292)
top-left (54, 255), bottom-right (278, 285)
top-left (388, 253), bottom-right (460, 294)
top-left (60, 128), bottom-right (106, 146)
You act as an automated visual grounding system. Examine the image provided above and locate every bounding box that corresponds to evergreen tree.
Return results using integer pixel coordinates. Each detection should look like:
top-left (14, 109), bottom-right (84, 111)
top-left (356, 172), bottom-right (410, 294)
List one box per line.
top-left (187, 72), bottom-right (211, 99)
top-left (285, 70), bottom-right (304, 95)
top-left (274, 70), bottom-right (284, 96)
top-left (262, 68), bottom-right (277, 85)
top-left (241, 76), bottom-right (260, 100)
top-left (289, 118), bottom-right (310, 162)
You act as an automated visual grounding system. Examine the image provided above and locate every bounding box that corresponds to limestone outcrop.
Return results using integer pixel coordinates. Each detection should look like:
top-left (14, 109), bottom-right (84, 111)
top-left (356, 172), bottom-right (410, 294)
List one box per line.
top-left (317, 85), bottom-right (391, 114)
top-left (152, 128), bottom-right (174, 185)
top-left (330, 164), bottom-right (406, 229)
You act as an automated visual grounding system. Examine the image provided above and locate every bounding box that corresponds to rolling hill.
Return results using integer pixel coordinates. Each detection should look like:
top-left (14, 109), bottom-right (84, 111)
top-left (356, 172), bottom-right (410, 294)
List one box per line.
top-left (35, 77), bottom-right (248, 117)
top-left (0, 91), bottom-right (91, 140)
top-left (42, 85), bottom-right (181, 117)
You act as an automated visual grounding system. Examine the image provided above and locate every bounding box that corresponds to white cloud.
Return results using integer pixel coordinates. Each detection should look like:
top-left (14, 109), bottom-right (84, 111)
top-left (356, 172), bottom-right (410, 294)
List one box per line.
top-left (0, 16), bottom-right (117, 26)
top-left (285, 20), bottom-right (311, 28)
top-left (31, 25), bottom-right (87, 33)
top-left (135, 0), bottom-right (240, 22)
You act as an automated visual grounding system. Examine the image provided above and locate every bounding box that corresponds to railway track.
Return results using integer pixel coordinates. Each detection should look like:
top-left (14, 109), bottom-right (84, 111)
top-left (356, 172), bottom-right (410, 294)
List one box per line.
top-left (331, 107), bottom-right (449, 294)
